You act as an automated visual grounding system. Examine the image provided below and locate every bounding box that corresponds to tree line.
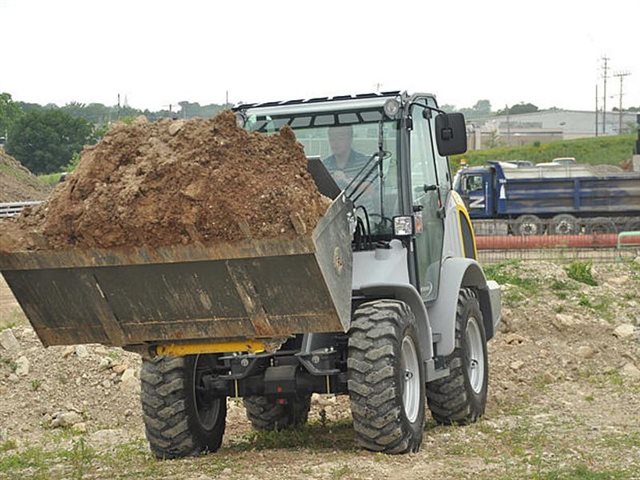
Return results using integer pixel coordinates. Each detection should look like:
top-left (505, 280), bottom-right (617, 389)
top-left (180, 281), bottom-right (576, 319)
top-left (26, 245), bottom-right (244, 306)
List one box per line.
top-left (0, 93), bottom-right (227, 175)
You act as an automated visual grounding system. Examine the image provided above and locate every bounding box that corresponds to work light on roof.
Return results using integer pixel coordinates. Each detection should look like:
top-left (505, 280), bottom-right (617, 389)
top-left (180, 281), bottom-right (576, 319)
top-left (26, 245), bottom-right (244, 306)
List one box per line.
top-left (234, 112), bottom-right (246, 128)
top-left (383, 98), bottom-right (400, 119)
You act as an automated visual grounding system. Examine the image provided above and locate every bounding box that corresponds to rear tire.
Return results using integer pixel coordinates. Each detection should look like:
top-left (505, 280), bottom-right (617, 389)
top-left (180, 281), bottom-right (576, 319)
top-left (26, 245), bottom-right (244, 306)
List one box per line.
top-left (426, 289), bottom-right (488, 425)
top-left (243, 395), bottom-right (311, 431)
top-left (348, 300), bottom-right (425, 454)
top-left (141, 355), bottom-right (227, 459)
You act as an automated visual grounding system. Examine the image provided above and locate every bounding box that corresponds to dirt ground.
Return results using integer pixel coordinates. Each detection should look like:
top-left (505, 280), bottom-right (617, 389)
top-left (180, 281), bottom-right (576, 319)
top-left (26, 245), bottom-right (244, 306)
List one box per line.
top-left (0, 112), bottom-right (329, 252)
top-left (0, 150), bottom-right (50, 203)
top-left (1, 260), bottom-right (640, 479)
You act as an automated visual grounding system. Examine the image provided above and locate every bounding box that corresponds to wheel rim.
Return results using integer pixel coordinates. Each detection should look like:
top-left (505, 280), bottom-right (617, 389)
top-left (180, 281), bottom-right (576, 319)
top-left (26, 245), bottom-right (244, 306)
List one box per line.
top-left (464, 317), bottom-right (485, 394)
top-left (520, 222), bottom-right (538, 236)
top-left (400, 335), bottom-right (420, 423)
top-left (192, 354), bottom-right (221, 430)
top-left (553, 217), bottom-right (576, 235)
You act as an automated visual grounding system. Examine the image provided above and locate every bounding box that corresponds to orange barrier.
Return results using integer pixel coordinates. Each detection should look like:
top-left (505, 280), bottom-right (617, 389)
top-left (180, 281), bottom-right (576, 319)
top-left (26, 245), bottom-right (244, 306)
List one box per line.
top-left (475, 234), bottom-right (627, 250)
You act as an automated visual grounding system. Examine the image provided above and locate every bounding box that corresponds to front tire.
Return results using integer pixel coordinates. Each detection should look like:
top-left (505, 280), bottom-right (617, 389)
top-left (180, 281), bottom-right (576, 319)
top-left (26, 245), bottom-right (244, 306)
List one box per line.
top-left (140, 354), bottom-right (227, 459)
top-left (348, 300), bottom-right (425, 454)
top-left (426, 288), bottom-right (488, 425)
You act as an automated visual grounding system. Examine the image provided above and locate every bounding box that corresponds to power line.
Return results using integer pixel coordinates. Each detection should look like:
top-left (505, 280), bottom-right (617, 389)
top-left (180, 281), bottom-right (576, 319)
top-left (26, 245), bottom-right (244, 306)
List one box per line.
top-left (601, 56), bottom-right (610, 134)
top-left (613, 71), bottom-right (631, 134)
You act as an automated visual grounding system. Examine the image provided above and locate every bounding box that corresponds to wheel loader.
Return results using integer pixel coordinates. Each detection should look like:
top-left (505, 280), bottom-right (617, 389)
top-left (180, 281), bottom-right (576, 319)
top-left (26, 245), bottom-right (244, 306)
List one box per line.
top-left (0, 90), bottom-right (501, 457)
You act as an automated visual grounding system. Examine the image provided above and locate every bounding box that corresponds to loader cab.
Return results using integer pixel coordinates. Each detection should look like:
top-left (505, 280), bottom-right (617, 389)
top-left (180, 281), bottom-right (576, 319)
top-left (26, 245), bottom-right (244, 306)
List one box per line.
top-left (236, 91), bottom-right (467, 302)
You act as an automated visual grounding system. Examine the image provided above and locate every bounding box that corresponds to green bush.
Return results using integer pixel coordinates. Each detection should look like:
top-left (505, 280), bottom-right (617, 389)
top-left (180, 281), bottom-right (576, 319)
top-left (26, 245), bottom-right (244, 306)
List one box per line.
top-left (451, 134), bottom-right (634, 171)
top-left (565, 261), bottom-right (597, 286)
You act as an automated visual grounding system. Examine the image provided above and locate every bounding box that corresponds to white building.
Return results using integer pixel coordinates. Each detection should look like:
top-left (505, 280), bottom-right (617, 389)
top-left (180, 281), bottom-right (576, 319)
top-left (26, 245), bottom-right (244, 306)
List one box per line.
top-left (468, 110), bottom-right (639, 149)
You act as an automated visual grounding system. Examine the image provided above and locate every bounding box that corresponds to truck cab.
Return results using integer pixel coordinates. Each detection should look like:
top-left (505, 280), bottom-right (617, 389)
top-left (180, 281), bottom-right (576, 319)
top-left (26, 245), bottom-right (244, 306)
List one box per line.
top-left (453, 165), bottom-right (495, 218)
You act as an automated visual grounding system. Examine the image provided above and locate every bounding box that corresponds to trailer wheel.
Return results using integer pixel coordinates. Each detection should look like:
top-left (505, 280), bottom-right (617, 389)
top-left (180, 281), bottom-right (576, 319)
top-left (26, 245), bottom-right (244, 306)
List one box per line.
top-left (549, 214), bottom-right (578, 235)
top-left (426, 288), bottom-right (488, 425)
top-left (586, 217), bottom-right (616, 235)
top-left (624, 218), bottom-right (640, 233)
top-left (348, 300), bottom-right (425, 454)
top-left (140, 354), bottom-right (227, 459)
top-left (513, 215), bottom-right (544, 236)
top-left (243, 395), bottom-right (311, 431)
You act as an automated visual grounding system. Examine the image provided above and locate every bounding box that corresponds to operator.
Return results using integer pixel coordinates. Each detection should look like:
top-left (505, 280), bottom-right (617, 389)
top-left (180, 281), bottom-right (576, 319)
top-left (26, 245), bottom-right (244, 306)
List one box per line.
top-left (323, 125), bottom-right (370, 191)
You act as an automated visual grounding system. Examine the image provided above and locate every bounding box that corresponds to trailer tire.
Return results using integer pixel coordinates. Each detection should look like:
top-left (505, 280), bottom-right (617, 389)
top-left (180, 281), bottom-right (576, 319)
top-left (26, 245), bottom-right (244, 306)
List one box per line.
top-left (586, 217), bottom-right (616, 235)
top-left (513, 215), bottom-right (544, 236)
top-left (348, 300), bottom-right (425, 454)
top-left (243, 395), bottom-right (311, 431)
top-left (141, 355), bottom-right (227, 459)
top-left (426, 288), bottom-right (488, 425)
top-left (550, 214), bottom-right (578, 235)
top-left (624, 218), bottom-right (640, 233)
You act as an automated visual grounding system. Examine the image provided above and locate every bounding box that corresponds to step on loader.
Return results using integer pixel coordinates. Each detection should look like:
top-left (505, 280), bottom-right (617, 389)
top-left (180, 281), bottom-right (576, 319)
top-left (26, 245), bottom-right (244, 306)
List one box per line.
top-left (0, 91), bottom-right (500, 457)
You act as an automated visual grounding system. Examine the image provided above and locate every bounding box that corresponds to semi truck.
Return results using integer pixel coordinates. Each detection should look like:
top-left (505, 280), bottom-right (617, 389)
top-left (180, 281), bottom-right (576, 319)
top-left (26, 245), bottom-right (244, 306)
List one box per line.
top-left (454, 160), bottom-right (640, 236)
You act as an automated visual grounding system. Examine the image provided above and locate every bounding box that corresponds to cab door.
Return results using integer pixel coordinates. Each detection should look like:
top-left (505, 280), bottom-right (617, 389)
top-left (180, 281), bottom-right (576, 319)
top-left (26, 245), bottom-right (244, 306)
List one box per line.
top-left (460, 172), bottom-right (491, 218)
top-left (409, 103), bottom-right (444, 302)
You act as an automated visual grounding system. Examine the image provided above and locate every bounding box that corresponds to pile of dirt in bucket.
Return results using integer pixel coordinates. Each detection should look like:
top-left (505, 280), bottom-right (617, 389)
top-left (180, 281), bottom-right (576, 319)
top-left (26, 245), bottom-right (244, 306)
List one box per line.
top-left (0, 111), bottom-right (330, 252)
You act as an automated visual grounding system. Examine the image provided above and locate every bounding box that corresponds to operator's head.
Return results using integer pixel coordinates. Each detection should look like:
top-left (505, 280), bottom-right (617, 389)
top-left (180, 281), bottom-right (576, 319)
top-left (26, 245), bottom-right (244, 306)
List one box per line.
top-left (328, 125), bottom-right (353, 158)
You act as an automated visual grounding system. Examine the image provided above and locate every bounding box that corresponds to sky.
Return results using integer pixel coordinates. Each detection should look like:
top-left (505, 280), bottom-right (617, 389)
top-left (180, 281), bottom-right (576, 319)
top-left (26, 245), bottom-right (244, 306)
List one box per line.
top-left (1, 0), bottom-right (638, 113)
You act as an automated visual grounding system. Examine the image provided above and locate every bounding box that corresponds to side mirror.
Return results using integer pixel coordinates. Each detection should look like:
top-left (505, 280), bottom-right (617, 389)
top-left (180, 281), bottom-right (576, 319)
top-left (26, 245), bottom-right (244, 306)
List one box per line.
top-left (435, 113), bottom-right (467, 156)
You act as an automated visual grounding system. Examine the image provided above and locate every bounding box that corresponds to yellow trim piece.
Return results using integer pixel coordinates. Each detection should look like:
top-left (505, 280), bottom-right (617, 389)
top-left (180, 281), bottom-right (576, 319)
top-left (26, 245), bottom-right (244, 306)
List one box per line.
top-left (156, 340), bottom-right (267, 357)
top-left (455, 203), bottom-right (478, 260)
top-left (450, 190), bottom-right (465, 207)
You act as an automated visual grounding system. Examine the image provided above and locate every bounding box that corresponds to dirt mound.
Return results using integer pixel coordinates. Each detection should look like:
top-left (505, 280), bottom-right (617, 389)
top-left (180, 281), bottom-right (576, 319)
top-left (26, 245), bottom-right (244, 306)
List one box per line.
top-left (0, 150), bottom-right (50, 202)
top-left (0, 111), bottom-right (329, 251)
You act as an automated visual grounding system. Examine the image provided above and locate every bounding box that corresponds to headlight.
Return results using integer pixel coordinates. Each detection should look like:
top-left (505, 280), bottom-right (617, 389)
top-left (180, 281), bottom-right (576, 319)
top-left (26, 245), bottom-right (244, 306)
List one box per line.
top-left (393, 216), bottom-right (413, 236)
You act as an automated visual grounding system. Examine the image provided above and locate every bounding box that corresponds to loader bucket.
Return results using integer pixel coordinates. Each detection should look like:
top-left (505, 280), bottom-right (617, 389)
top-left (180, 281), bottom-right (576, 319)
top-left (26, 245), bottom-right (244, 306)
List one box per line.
top-left (0, 196), bottom-right (353, 349)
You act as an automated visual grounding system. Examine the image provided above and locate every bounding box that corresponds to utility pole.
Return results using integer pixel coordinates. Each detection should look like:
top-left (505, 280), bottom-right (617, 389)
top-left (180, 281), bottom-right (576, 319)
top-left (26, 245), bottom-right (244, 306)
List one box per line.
top-left (601, 56), bottom-right (610, 135)
top-left (595, 84), bottom-right (598, 136)
top-left (613, 71), bottom-right (631, 134)
top-left (505, 104), bottom-right (511, 146)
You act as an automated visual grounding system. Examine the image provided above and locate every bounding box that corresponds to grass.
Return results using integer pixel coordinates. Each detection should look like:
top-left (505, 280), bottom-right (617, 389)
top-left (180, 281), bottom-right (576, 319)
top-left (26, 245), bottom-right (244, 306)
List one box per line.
top-left (38, 172), bottom-right (65, 185)
top-left (0, 356), bottom-right (18, 373)
top-left (229, 420), bottom-right (356, 452)
top-left (0, 440), bottom-right (160, 480)
top-left (330, 464), bottom-right (352, 479)
top-left (565, 261), bottom-right (598, 286)
top-left (451, 134), bottom-right (635, 170)
top-left (483, 260), bottom-right (541, 306)
top-left (0, 440), bottom-right (17, 453)
top-left (577, 293), bottom-right (614, 322)
top-left (0, 307), bottom-right (26, 331)
top-left (538, 464), bottom-right (632, 480)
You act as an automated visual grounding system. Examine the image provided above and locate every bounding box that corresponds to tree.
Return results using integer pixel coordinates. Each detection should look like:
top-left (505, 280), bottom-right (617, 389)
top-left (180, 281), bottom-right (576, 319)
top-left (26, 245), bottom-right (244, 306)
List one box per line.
top-left (6, 110), bottom-right (94, 174)
top-left (472, 100), bottom-right (492, 116)
top-left (0, 92), bottom-right (23, 141)
top-left (496, 102), bottom-right (539, 115)
top-left (458, 99), bottom-right (493, 120)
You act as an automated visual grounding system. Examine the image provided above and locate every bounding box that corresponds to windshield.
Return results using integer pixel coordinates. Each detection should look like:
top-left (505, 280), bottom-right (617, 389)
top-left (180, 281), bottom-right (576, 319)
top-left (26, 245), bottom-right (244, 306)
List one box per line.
top-left (245, 109), bottom-right (400, 235)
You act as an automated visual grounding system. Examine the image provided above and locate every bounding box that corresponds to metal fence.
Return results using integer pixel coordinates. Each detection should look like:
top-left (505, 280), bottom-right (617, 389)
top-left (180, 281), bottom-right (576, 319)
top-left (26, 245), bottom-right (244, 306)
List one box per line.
top-left (0, 201), bottom-right (42, 218)
top-left (474, 217), bottom-right (640, 264)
